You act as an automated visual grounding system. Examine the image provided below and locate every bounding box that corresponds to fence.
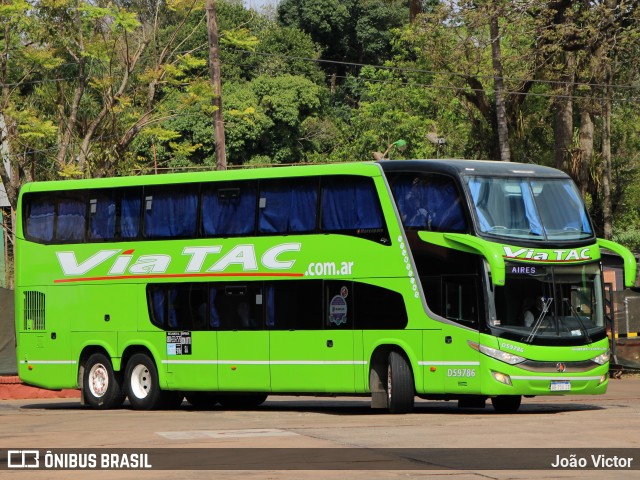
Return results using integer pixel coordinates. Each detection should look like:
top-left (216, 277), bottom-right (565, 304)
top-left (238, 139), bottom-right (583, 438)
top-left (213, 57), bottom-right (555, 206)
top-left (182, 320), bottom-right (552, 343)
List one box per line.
top-left (610, 290), bottom-right (640, 369)
top-left (0, 288), bottom-right (15, 375)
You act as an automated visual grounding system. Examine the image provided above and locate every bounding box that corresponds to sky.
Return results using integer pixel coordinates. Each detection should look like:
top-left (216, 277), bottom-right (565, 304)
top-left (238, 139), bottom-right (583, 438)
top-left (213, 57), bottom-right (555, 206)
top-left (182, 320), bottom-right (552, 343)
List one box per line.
top-left (243, 0), bottom-right (280, 11)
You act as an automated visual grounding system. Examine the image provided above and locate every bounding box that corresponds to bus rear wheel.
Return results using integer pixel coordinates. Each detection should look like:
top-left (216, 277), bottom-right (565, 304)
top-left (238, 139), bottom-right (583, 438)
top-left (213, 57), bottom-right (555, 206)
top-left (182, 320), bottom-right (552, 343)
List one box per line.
top-left (125, 353), bottom-right (163, 410)
top-left (386, 351), bottom-right (414, 414)
top-left (491, 395), bottom-right (522, 413)
top-left (83, 353), bottom-right (125, 409)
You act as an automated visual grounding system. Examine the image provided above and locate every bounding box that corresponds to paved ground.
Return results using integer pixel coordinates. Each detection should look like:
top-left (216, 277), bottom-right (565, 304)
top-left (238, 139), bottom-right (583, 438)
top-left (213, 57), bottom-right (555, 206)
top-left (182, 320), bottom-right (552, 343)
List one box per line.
top-left (1, 376), bottom-right (639, 479)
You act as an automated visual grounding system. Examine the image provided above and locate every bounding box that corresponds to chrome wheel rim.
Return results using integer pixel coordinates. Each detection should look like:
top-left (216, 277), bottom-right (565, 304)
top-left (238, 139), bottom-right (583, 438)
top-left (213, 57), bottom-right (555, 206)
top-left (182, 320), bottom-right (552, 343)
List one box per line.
top-left (88, 363), bottom-right (109, 398)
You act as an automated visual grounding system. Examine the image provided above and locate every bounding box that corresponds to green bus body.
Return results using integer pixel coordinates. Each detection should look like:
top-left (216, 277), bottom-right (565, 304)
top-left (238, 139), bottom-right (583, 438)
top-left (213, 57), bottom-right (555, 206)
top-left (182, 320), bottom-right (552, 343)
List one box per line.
top-left (14, 160), bottom-right (636, 413)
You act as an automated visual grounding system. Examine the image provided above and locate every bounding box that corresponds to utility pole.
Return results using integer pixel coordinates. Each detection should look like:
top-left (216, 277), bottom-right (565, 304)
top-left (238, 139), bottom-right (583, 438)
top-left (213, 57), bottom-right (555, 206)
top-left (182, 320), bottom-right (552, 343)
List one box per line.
top-left (205, 0), bottom-right (227, 170)
top-left (490, 13), bottom-right (510, 162)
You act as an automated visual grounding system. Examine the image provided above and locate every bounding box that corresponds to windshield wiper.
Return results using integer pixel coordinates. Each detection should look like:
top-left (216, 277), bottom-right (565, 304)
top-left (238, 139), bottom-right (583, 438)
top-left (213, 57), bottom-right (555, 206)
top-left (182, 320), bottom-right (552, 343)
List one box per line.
top-left (563, 298), bottom-right (592, 344)
top-left (525, 297), bottom-right (553, 344)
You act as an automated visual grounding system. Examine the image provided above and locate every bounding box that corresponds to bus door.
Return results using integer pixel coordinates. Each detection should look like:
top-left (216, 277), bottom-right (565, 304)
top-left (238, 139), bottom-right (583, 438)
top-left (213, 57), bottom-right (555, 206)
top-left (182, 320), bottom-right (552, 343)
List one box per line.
top-left (440, 276), bottom-right (482, 394)
top-left (268, 281), bottom-right (356, 393)
top-left (147, 283), bottom-right (218, 391)
top-left (215, 284), bottom-right (270, 392)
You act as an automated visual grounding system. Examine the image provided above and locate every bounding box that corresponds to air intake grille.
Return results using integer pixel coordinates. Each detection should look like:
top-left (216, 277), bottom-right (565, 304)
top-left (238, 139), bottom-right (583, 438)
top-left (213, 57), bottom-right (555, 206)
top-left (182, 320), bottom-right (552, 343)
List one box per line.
top-left (24, 291), bottom-right (45, 330)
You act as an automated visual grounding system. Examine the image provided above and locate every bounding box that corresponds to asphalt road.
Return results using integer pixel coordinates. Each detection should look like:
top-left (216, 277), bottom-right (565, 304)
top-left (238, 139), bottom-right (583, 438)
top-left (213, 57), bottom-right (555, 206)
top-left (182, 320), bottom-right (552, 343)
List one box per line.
top-left (1, 377), bottom-right (640, 479)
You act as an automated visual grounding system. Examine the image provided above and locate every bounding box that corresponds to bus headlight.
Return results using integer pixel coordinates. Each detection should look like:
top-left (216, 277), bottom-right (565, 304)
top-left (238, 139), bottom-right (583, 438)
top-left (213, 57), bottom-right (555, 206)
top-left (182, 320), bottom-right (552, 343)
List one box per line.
top-left (491, 371), bottom-right (512, 386)
top-left (591, 350), bottom-right (610, 365)
top-left (468, 341), bottom-right (525, 365)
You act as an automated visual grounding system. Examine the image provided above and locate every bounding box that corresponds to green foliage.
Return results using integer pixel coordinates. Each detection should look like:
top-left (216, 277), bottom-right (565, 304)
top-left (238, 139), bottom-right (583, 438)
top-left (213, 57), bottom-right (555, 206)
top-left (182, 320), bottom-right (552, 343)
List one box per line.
top-left (613, 228), bottom-right (640, 253)
top-left (4, 0), bottom-right (640, 245)
top-left (278, 0), bottom-right (408, 71)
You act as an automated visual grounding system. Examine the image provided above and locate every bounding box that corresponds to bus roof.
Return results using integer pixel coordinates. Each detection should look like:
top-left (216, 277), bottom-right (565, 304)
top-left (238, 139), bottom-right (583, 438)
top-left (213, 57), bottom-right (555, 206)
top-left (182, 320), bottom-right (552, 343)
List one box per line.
top-left (379, 159), bottom-right (570, 179)
top-left (19, 159), bottom-right (569, 195)
top-left (19, 162), bottom-right (384, 194)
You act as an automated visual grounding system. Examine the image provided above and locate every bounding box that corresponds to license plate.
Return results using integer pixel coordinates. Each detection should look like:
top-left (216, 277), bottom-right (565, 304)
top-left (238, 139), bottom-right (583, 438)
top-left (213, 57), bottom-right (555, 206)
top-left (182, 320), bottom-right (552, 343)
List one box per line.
top-left (550, 380), bottom-right (571, 391)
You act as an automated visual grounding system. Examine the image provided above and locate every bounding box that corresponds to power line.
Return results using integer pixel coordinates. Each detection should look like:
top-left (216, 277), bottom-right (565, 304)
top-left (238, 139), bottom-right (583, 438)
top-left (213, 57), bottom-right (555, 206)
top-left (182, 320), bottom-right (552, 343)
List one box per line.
top-left (227, 47), bottom-right (640, 92)
top-left (4, 45), bottom-right (640, 94)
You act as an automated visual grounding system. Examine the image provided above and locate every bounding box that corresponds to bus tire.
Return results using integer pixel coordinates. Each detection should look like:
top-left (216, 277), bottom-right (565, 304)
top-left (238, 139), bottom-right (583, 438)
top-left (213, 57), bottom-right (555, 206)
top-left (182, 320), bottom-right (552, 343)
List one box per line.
top-left (125, 353), bottom-right (161, 410)
top-left (386, 351), bottom-right (414, 414)
top-left (218, 393), bottom-right (268, 409)
top-left (491, 395), bottom-right (522, 413)
top-left (83, 353), bottom-right (125, 409)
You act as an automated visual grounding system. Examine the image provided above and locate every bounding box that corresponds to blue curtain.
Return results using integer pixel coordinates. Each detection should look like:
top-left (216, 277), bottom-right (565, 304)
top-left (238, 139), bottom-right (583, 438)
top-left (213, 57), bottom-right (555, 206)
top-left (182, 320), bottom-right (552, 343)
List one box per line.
top-left (393, 175), bottom-right (468, 231)
top-left (519, 181), bottom-right (543, 235)
top-left (27, 199), bottom-right (54, 242)
top-left (468, 179), bottom-right (491, 231)
top-left (167, 288), bottom-right (178, 328)
top-left (89, 194), bottom-right (116, 240)
top-left (150, 287), bottom-right (166, 327)
top-left (266, 286), bottom-right (275, 328)
top-left (259, 180), bottom-right (317, 233)
top-left (202, 185), bottom-right (257, 236)
top-left (57, 198), bottom-right (86, 242)
top-left (427, 179), bottom-right (466, 232)
top-left (561, 183), bottom-right (592, 233)
top-left (145, 190), bottom-right (198, 238)
top-left (321, 177), bottom-right (383, 230)
top-left (121, 192), bottom-right (141, 239)
top-left (392, 179), bottom-right (427, 228)
top-left (209, 287), bottom-right (220, 328)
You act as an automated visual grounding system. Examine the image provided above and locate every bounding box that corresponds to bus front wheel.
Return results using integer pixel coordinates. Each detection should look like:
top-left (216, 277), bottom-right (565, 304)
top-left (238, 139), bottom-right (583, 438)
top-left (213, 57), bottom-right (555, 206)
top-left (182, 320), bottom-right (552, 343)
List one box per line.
top-left (82, 353), bottom-right (125, 409)
top-left (125, 353), bottom-right (162, 410)
top-left (491, 395), bottom-right (522, 413)
top-left (386, 351), bottom-right (414, 414)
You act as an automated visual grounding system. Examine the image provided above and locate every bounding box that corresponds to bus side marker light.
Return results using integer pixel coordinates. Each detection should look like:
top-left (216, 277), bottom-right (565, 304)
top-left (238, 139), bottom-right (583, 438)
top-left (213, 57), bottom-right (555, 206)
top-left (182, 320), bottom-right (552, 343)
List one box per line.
top-left (491, 371), bottom-right (512, 386)
top-left (599, 374), bottom-right (608, 385)
top-left (28, 365), bottom-right (33, 371)
top-left (430, 367), bottom-right (437, 372)
top-left (231, 366), bottom-right (237, 371)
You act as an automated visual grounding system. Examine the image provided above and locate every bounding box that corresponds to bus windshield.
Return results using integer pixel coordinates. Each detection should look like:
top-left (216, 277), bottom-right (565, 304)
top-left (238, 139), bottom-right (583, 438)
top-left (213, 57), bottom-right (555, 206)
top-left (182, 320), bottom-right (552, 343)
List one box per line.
top-left (490, 262), bottom-right (604, 343)
top-left (466, 176), bottom-right (593, 242)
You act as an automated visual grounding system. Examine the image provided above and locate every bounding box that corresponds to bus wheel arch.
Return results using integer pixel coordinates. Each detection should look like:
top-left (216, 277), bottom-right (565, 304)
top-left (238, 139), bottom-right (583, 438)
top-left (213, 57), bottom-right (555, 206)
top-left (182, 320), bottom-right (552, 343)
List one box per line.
top-left (81, 351), bottom-right (125, 409)
top-left (369, 345), bottom-right (415, 414)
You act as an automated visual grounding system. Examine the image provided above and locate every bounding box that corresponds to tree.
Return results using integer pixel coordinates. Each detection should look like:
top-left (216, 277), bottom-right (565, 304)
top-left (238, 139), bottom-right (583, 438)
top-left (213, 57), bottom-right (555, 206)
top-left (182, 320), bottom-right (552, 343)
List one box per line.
top-left (206, 0), bottom-right (227, 170)
top-left (400, 1), bottom-right (536, 160)
top-left (278, 0), bottom-right (408, 86)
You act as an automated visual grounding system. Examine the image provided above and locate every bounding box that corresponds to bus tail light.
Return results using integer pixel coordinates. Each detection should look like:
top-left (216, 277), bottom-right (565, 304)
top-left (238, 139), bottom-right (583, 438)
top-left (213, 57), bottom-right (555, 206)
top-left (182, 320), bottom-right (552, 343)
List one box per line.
top-left (491, 371), bottom-right (512, 386)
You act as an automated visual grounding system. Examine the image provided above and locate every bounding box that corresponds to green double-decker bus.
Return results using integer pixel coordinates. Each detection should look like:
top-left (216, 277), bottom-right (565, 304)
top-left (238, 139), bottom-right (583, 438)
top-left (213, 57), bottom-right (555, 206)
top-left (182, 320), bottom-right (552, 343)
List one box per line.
top-left (15, 160), bottom-right (636, 413)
